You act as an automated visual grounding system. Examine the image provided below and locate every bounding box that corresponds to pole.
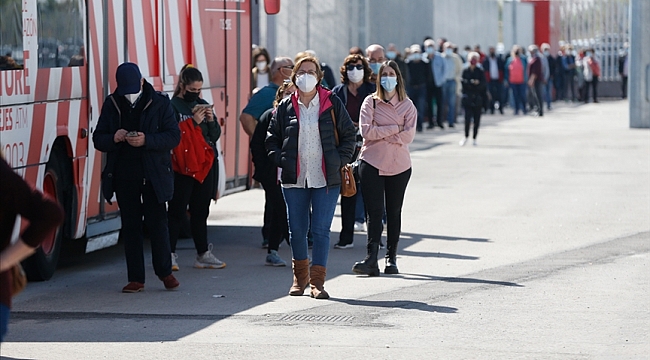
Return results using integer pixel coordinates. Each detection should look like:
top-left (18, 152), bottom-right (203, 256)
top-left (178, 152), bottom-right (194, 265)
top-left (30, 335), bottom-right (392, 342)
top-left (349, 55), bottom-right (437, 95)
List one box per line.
top-left (629, 0), bottom-right (650, 128)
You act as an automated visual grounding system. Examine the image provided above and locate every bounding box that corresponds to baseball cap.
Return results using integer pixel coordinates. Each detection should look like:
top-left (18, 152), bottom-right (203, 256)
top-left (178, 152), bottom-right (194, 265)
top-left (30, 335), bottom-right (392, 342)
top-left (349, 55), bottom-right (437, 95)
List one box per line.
top-left (115, 62), bottom-right (142, 96)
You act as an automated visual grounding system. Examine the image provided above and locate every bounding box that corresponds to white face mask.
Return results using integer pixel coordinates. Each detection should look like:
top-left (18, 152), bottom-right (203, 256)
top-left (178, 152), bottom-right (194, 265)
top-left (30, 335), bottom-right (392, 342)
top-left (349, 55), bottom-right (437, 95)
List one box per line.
top-left (295, 74), bottom-right (318, 93)
top-left (347, 68), bottom-right (364, 83)
top-left (256, 61), bottom-right (267, 72)
top-left (126, 90), bottom-right (142, 104)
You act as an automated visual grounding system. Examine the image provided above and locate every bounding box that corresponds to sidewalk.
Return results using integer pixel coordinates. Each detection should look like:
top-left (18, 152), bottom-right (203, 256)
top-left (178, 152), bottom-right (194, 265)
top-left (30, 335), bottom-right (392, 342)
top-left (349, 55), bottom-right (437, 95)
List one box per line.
top-left (2, 100), bottom-right (649, 359)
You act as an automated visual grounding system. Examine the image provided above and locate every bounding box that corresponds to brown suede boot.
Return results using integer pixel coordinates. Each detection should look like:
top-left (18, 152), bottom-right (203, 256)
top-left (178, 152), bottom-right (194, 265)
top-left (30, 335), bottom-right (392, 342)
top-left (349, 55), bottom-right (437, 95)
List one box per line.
top-left (288, 259), bottom-right (310, 296)
top-left (309, 265), bottom-right (330, 299)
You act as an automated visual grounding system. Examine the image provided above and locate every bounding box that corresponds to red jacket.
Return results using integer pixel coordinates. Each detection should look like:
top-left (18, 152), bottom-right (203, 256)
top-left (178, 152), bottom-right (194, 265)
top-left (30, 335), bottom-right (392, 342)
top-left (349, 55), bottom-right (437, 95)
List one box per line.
top-left (171, 119), bottom-right (214, 183)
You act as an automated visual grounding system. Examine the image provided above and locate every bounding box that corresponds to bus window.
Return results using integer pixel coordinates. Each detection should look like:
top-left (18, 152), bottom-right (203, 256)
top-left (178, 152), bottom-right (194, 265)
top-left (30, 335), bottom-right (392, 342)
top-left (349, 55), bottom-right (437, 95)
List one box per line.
top-left (0, 0), bottom-right (24, 71)
top-left (37, 0), bottom-right (84, 68)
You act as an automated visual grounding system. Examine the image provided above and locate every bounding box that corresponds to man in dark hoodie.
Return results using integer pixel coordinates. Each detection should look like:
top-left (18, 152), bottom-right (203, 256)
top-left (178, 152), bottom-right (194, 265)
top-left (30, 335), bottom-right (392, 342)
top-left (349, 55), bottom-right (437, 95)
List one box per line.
top-left (93, 62), bottom-right (181, 293)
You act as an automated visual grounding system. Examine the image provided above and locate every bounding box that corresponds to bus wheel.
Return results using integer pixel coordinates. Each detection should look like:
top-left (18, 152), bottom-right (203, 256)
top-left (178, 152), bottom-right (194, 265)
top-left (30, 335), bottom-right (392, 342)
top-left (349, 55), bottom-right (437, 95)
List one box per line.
top-left (23, 153), bottom-right (68, 281)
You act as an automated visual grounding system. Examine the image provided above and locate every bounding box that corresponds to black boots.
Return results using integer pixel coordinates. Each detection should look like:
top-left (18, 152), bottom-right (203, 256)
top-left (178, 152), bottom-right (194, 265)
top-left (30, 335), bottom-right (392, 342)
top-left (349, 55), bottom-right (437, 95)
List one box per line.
top-left (384, 242), bottom-right (399, 274)
top-left (352, 241), bottom-right (380, 276)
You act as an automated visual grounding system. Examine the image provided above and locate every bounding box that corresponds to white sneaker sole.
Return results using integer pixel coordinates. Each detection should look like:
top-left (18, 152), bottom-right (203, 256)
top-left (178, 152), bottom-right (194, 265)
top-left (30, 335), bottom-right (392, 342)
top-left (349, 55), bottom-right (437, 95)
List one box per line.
top-left (334, 244), bottom-right (354, 249)
top-left (194, 263), bottom-right (226, 269)
top-left (265, 261), bottom-right (287, 267)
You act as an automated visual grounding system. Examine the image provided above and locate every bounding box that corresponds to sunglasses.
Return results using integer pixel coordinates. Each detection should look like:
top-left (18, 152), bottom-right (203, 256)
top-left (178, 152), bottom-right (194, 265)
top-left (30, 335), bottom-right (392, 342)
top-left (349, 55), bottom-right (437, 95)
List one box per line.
top-left (346, 64), bottom-right (364, 71)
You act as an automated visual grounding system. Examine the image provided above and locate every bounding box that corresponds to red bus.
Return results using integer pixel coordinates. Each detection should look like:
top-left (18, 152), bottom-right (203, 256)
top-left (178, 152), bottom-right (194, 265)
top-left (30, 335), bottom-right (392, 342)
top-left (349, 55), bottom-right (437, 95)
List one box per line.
top-left (0, 0), bottom-right (281, 280)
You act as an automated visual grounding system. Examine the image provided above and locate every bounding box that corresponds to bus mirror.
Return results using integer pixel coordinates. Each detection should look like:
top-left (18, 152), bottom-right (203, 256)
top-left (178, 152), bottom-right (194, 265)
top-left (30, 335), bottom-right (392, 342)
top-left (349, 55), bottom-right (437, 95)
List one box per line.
top-left (264, 0), bottom-right (281, 15)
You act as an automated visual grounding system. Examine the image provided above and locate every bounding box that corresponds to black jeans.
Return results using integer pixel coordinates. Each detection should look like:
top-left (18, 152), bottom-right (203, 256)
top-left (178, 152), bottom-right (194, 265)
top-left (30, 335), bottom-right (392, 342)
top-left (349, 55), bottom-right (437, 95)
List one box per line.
top-left (115, 179), bottom-right (172, 283)
top-left (564, 71), bottom-right (576, 101)
top-left (487, 80), bottom-right (504, 113)
top-left (584, 76), bottom-right (599, 103)
top-left (168, 169), bottom-right (214, 255)
top-left (464, 105), bottom-right (482, 139)
top-left (430, 85), bottom-right (444, 127)
top-left (339, 190), bottom-right (359, 245)
top-left (359, 161), bottom-right (411, 252)
top-left (260, 178), bottom-right (289, 253)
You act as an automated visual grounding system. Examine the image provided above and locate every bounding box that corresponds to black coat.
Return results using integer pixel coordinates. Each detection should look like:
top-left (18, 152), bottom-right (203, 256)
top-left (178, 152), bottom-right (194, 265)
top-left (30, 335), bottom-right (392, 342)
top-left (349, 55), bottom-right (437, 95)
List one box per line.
top-left (331, 81), bottom-right (376, 107)
top-left (93, 81), bottom-right (180, 203)
top-left (250, 108), bottom-right (276, 184)
top-left (461, 66), bottom-right (487, 109)
top-left (265, 87), bottom-right (356, 188)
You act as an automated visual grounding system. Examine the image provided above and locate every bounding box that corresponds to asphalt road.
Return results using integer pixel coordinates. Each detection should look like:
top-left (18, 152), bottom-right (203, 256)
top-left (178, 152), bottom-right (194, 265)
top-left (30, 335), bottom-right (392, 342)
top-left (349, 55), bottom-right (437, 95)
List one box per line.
top-left (2, 100), bottom-right (649, 359)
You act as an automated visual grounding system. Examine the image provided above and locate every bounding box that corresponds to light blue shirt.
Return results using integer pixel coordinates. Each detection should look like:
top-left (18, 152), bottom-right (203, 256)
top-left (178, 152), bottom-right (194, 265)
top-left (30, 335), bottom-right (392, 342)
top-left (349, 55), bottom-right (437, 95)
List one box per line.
top-left (443, 54), bottom-right (456, 81)
top-left (431, 53), bottom-right (446, 87)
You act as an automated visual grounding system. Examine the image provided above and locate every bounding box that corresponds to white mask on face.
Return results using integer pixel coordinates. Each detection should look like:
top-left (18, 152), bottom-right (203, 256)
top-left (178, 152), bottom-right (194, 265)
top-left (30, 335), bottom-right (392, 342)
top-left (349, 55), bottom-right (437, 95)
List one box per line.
top-left (295, 74), bottom-right (318, 93)
top-left (126, 90), bottom-right (142, 104)
top-left (256, 61), bottom-right (267, 72)
top-left (347, 68), bottom-right (364, 83)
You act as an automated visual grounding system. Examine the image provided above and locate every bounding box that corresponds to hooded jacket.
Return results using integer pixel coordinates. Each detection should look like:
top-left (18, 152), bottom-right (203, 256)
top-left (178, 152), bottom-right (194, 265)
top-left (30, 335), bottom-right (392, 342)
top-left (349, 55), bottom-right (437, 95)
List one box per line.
top-left (93, 80), bottom-right (180, 203)
top-left (265, 86), bottom-right (356, 187)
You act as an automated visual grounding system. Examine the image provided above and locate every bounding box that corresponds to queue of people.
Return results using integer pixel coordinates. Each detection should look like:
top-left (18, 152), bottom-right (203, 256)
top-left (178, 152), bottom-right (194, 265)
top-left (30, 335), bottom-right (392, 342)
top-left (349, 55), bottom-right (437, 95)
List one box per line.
top-left (85, 37), bottom-right (609, 300)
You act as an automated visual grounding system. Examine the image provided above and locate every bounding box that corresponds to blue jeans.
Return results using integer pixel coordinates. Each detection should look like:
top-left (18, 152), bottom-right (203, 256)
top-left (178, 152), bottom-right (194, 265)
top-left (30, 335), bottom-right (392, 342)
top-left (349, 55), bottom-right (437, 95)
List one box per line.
top-left (0, 303), bottom-right (9, 342)
top-left (407, 84), bottom-right (427, 131)
top-left (283, 186), bottom-right (340, 267)
top-left (442, 80), bottom-right (457, 125)
top-left (511, 83), bottom-right (527, 115)
top-left (544, 81), bottom-right (553, 108)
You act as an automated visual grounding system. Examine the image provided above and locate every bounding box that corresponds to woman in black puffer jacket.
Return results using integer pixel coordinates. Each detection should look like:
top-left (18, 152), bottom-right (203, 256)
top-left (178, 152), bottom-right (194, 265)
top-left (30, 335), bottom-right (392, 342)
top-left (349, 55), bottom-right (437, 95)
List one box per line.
top-left (266, 56), bottom-right (356, 300)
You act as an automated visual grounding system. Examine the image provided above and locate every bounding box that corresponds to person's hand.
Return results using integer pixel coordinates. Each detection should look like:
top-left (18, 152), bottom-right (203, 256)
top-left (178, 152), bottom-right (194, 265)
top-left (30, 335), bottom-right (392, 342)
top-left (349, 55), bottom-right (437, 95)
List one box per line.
top-left (205, 108), bottom-right (214, 122)
top-left (193, 107), bottom-right (206, 124)
top-left (114, 129), bottom-right (128, 143)
top-left (125, 132), bottom-right (146, 147)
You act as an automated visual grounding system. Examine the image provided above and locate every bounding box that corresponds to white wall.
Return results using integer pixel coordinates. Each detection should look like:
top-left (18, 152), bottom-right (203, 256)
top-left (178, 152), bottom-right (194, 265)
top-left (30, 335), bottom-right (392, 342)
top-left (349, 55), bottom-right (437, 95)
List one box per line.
top-left (502, 1), bottom-right (535, 53)
top-left (258, 0), bottom-right (533, 87)
top-left (432, 0), bottom-right (500, 52)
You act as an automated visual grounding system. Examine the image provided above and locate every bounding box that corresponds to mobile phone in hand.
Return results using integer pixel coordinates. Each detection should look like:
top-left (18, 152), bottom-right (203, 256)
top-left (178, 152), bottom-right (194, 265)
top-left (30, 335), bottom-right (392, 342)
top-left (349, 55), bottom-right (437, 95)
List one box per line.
top-left (126, 131), bottom-right (138, 137)
top-left (193, 104), bottom-right (213, 112)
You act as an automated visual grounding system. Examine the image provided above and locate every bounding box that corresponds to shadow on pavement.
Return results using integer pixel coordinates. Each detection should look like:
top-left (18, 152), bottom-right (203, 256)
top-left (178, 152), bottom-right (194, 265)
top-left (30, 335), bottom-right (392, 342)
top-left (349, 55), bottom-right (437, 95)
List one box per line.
top-left (7, 224), bottom-right (503, 343)
top-left (397, 273), bottom-right (523, 287)
top-left (329, 298), bottom-right (458, 313)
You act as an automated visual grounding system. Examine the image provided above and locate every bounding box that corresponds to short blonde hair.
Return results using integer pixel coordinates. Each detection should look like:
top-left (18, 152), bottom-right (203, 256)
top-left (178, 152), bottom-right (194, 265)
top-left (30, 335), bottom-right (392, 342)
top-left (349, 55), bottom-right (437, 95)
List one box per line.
top-left (291, 56), bottom-right (324, 85)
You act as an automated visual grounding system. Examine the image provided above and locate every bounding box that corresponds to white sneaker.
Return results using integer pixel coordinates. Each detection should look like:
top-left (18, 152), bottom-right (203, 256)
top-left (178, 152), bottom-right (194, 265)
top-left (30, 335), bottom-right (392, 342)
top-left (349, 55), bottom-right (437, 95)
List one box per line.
top-left (171, 253), bottom-right (179, 271)
top-left (194, 244), bottom-right (226, 269)
top-left (353, 222), bottom-right (366, 232)
top-left (472, 139), bottom-right (477, 146)
top-left (459, 138), bottom-right (467, 146)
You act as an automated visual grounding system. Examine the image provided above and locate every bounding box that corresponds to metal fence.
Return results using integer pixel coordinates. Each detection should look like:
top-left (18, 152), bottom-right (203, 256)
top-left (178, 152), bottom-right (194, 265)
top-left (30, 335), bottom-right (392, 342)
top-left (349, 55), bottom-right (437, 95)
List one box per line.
top-left (555, 0), bottom-right (629, 81)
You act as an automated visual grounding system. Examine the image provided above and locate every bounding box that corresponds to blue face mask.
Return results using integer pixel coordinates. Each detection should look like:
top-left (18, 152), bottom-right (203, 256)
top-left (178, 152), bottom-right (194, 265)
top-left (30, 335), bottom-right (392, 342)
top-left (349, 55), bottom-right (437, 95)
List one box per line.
top-left (386, 51), bottom-right (397, 60)
top-left (380, 76), bottom-right (398, 93)
top-left (369, 62), bottom-right (381, 74)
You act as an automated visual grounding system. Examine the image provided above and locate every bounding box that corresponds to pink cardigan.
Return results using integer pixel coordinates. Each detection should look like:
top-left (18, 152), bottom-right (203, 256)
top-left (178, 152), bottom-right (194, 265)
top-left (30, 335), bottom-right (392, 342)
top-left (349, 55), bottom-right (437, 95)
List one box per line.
top-left (358, 94), bottom-right (417, 176)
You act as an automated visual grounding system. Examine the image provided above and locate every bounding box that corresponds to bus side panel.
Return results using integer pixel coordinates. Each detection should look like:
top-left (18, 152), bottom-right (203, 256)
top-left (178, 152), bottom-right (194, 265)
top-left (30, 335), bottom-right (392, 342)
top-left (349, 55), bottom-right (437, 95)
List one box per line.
top-left (194, 0), bottom-right (229, 194)
top-left (226, 0), bottom-right (252, 190)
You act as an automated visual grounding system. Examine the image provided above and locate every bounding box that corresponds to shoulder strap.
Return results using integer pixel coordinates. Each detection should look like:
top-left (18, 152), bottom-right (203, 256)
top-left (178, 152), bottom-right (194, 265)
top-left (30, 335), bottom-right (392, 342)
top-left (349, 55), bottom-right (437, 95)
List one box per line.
top-left (330, 108), bottom-right (339, 146)
top-left (109, 95), bottom-right (122, 128)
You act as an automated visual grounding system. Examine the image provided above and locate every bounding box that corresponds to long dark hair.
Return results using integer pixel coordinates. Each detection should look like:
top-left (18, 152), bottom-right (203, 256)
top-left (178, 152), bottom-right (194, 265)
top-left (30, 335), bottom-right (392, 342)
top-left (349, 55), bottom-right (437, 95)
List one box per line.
top-left (173, 64), bottom-right (203, 98)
